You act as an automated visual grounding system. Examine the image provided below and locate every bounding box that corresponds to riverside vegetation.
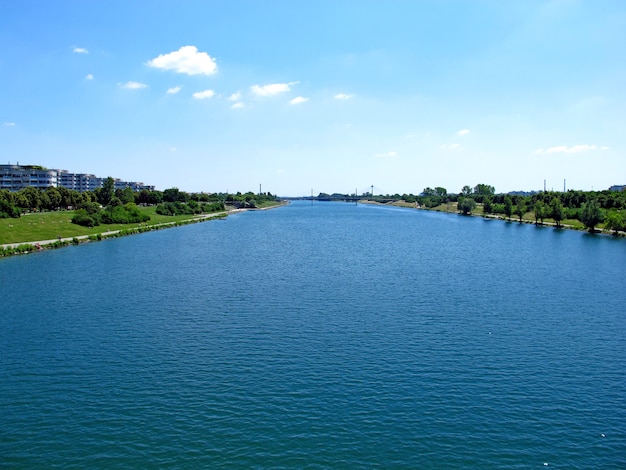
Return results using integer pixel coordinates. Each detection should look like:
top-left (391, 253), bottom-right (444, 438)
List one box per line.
top-left (0, 177), bottom-right (279, 256)
top-left (320, 184), bottom-right (626, 235)
top-left (2, 180), bottom-right (624, 257)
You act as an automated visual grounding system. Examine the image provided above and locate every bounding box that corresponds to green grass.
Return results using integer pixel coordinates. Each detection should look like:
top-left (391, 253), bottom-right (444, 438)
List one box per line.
top-left (0, 206), bottom-right (222, 245)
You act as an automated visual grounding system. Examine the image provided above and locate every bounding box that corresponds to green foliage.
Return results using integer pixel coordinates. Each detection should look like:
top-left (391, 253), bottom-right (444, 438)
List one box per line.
top-left (461, 185), bottom-right (473, 197)
top-left (504, 196), bottom-right (513, 220)
top-left (116, 187), bottom-right (136, 204)
top-left (458, 197), bottom-right (476, 215)
top-left (580, 199), bottom-right (604, 232)
top-left (98, 177), bottom-right (115, 206)
top-left (533, 200), bottom-right (546, 224)
top-left (514, 199), bottom-right (526, 222)
top-left (603, 211), bottom-right (625, 235)
top-left (163, 187), bottom-right (188, 203)
top-left (482, 196), bottom-right (493, 214)
top-left (551, 198), bottom-right (564, 228)
top-left (156, 200), bottom-right (225, 216)
top-left (44, 187), bottom-right (62, 210)
top-left (473, 184), bottom-right (495, 203)
top-left (70, 202), bottom-right (149, 226)
top-left (0, 190), bottom-right (20, 218)
top-left (100, 203), bottom-right (150, 224)
top-left (420, 187), bottom-right (448, 207)
top-left (71, 209), bottom-right (100, 227)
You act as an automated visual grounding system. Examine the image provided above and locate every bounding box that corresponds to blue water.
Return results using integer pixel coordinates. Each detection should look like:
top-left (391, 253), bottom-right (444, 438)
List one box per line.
top-left (1, 201), bottom-right (625, 468)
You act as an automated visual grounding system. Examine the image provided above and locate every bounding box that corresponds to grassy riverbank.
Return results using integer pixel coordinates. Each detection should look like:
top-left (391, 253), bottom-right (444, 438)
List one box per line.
top-left (0, 201), bottom-right (288, 255)
top-left (0, 206), bottom-right (212, 245)
top-left (388, 200), bottom-right (616, 233)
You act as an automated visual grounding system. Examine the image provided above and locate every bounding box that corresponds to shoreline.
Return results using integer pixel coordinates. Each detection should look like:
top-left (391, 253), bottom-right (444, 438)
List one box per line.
top-left (0, 201), bottom-right (289, 257)
top-left (360, 199), bottom-right (625, 237)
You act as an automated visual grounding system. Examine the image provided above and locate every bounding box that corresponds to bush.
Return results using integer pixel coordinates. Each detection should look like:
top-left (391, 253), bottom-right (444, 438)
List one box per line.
top-left (100, 203), bottom-right (150, 224)
top-left (71, 209), bottom-right (100, 227)
top-left (0, 199), bottom-right (21, 218)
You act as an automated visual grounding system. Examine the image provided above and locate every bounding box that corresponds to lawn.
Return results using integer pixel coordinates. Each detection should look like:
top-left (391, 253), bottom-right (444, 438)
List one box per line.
top-left (0, 206), bottom-right (219, 245)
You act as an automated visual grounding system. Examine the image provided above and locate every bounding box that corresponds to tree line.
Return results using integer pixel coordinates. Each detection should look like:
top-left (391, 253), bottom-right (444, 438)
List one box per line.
top-left (323, 184), bottom-right (626, 234)
top-left (446, 184), bottom-right (624, 233)
top-left (0, 177), bottom-right (277, 223)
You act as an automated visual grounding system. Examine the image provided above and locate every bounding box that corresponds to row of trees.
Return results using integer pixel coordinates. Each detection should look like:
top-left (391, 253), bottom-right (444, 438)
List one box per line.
top-left (447, 185), bottom-right (625, 233)
top-left (0, 177), bottom-right (277, 219)
top-left (324, 184), bottom-right (625, 234)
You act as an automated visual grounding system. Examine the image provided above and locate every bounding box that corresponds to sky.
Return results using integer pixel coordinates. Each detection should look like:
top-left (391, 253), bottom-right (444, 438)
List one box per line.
top-left (1, 0), bottom-right (625, 196)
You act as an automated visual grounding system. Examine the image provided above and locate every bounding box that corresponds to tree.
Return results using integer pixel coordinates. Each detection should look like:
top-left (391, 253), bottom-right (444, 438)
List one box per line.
top-left (99, 177), bottom-right (115, 206)
top-left (0, 190), bottom-right (20, 218)
top-left (45, 187), bottom-right (62, 210)
top-left (474, 184), bottom-right (495, 196)
top-left (551, 198), bottom-right (564, 228)
top-left (603, 211), bottom-right (625, 235)
top-left (580, 199), bottom-right (604, 232)
top-left (458, 197), bottom-right (476, 215)
top-left (473, 184), bottom-right (495, 203)
top-left (514, 199), bottom-right (527, 222)
top-left (120, 187), bottom-right (136, 205)
top-left (19, 187), bottom-right (41, 211)
top-left (461, 185), bottom-right (473, 197)
top-left (483, 196), bottom-right (493, 214)
top-left (504, 196), bottom-right (513, 221)
top-left (533, 200), bottom-right (546, 225)
top-left (148, 190), bottom-right (163, 205)
top-left (164, 187), bottom-right (188, 203)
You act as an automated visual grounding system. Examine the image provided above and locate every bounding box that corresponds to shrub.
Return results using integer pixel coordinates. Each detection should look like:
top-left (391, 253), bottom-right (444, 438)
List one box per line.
top-left (71, 209), bottom-right (100, 227)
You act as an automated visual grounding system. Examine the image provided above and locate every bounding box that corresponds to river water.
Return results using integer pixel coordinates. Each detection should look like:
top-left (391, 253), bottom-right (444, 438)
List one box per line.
top-left (1, 201), bottom-right (624, 468)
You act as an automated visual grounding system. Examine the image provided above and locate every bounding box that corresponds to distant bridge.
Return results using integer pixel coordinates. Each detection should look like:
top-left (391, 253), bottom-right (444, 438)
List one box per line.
top-left (282, 195), bottom-right (397, 204)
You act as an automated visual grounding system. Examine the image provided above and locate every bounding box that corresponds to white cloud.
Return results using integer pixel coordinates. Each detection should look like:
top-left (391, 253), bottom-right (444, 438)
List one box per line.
top-left (3, 122), bottom-right (16, 126)
top-left (375, 151), bottom-right (397, 158)
top-left (250, 82), bottom-right (298, 97)
top-left (73, 47), bottom-right (88, 54)
top-left (601, 146), bottom-right (610, 151)
top-left (457, 129), bottom-right (470, 136)
top-left (192, 89), bottom-right (215, 100)
top-left (334, 93), bottom-right (354, 100)
top-left (441, 143), bottom-right (462, 150)
top-left (166, 86), bottom-right (182, 94)
top-left (85, 74), bottom-right (94, 80)
top-left (170, 147), bottom-right (177, 152)
top-left (147, 46), bottom-right (217, 76)
top-left (231, 102), bottom-right (244, 109)
top-left (119, 81), bottom-right (148, 89)
top-left (533, 145), bottom-right (599, 155)
top-left (227, 92), bottom-right (242, 101)
top-left (289, 96), bottom-right (308, 105)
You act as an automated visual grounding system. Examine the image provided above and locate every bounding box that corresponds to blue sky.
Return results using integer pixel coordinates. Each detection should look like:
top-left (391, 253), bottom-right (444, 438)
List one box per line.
top-left (1, 0), bottom-right (624, 195)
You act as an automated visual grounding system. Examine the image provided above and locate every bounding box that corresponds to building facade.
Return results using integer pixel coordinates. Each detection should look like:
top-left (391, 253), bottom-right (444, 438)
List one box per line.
top-left (0, 164), bottom-right (154, 192)
top-left (0, 165), bottom-right (58, 191)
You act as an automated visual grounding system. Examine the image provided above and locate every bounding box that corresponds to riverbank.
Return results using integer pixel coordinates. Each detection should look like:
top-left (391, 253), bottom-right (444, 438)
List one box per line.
top-left (362, 199), bottom-right (626, 237)
top-left (0, 201), bottom-right (288, 257)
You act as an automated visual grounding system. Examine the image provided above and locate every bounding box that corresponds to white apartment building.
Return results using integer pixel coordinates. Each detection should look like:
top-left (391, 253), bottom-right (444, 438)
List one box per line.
top-left (0, 164), bottom-right (58, 191)
top-left (0, 164), bottom-right (154, 192)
